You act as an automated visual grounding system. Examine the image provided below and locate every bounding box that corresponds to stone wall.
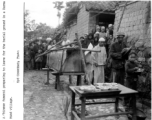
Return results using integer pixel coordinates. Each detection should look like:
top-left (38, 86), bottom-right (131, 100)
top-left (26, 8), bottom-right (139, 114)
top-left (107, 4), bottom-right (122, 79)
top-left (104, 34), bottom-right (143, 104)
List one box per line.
top-left (66, 5), bottom-right (90, 40)
top-left (114, 1), bottom-right (151, 61)
top-left (66, 23), bottom-right (77, 41)
top-left (77, 5), bottom-right (90, 38)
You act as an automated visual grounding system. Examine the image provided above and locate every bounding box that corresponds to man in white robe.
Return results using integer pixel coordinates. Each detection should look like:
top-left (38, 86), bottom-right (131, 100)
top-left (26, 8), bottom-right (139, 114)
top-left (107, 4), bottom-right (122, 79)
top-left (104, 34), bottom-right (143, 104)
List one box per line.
top-left (85, 43), bottom-right (94, 84)
top-left (92, 37), bottom-right (107, 83)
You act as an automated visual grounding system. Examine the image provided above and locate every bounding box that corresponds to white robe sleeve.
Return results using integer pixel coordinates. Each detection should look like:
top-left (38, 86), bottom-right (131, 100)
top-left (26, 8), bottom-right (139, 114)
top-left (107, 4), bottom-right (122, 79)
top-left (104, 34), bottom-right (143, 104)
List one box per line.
top-left (91, 46), bottom-right (98, 65)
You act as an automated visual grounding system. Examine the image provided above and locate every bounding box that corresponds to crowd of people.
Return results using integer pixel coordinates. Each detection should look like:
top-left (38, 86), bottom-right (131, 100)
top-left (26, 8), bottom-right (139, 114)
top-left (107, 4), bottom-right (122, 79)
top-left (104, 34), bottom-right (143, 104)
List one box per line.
top-left (24, 23), bottom-right (151, 111)
top-left (24, 39), bottom-right (52, 70)
top-left (62, 24), bottom-right (147, 110)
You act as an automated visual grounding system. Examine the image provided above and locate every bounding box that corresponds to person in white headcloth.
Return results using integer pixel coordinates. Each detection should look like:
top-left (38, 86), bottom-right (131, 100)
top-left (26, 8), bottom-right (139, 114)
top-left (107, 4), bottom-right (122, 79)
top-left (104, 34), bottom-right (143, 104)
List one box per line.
top-left (92, 37), bottom-right (107, 83)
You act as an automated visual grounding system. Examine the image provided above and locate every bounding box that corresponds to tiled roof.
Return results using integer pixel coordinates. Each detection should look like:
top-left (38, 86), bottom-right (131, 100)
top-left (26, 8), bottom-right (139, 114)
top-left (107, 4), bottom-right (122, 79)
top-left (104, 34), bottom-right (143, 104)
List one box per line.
top-left (63, 1), bottom-right (127, 27)
top-left (83, 1), bottom-right (119, 12)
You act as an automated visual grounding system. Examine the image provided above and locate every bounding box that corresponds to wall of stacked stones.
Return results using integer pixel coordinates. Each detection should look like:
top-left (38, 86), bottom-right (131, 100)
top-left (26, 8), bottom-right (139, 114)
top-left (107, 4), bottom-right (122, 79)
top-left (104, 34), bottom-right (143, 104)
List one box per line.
top-left (67, 23), bottom-right (77, 41)
top-left (114, 1), bottom-right (151, 62)
top-left (66, 5), bottom-right (90, 40)
top-left (77, 5), bottom-right (90, 38)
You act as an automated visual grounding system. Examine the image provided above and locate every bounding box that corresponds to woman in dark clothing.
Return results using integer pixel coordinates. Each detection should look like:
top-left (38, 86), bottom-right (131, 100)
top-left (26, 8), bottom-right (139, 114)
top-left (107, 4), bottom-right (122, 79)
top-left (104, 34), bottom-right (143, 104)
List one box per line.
top-left (81, 36), bottom-right (88, 48)
top-left (94, 35), bottom-right (99, 47)
top-left (87, 33), bottom-right (95, 47)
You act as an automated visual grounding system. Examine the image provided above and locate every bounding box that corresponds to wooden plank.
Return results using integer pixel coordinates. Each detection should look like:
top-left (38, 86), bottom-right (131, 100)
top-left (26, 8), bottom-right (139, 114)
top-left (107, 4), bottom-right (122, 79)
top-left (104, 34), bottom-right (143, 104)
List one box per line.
top-left (80, 97), bottom-right (86, 119)
top-left (56, 75), bottom-right (60, 90)
top-left (51, 72), bottom-right (85, 75)
top-left (115, 97), bottom-right (119, 113)
top-left (55, 76), bottom-right (57, 89)
top-left (71, 91), bottom-right (76, 120)
top-left (75, 101), bottom-right (115, 106)
top-left (62, 73), bottom-right (85, 75)
top-left (74, 87), bottom-right (121, 96)
top-left (77, 36), bottom-right (90, 85)
top-left (85, 112), bottom-right (133, 119)
top-left (59, 49), bottom-right (65, 72)
top-left (89, 10), bottom-right (115, 15)
top-left (132, 95), bottom-right (137, 120)
top-left (118, 84), bottom-right (138, 95)
top-left (70, 84), bottom-right (138, 96)
top-left (46, 69), bottom-right (49, 84)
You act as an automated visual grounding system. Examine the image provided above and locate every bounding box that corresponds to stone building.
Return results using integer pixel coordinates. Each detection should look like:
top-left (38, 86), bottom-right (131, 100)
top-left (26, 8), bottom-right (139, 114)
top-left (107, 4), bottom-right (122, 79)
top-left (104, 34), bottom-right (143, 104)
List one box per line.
top-left (114, 1), bottom-right (151, 61)
top-left (64, 1), bottom-right (116, 40)
top-left (64, 1), bottom-right (151, 61)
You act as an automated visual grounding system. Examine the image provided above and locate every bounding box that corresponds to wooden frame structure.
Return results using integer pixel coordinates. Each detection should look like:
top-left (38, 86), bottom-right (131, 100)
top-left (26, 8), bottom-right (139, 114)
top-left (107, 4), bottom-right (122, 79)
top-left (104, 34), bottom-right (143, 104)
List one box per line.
top-left (38, 38), bottom-right (100, 90)
top-left (69, 84), bottom-right (138, 120)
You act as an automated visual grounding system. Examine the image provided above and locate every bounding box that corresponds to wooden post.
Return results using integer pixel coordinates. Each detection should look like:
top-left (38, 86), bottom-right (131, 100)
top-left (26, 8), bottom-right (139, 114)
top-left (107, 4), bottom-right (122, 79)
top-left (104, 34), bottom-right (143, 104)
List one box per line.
top-left (77, 75), bottom-right (81, 86)
top-left (80, 97), bottom-right (86, 119)
top-left (56, 74), bottom-right (60, 90)
top-left (59, 49), bottom-right (65, 72)
top-left (71, 91), bottom-right (75, 120)
top-left (132, 95), bottom-right (137, 120)
top-left (115, 97), bottom-right (119, 112)
top-left (117, 2), bottom-right (127, 32)
top-left (47, 69), bottom-right (49, 83)
top-left (77, 37), bottom-right (90, 85)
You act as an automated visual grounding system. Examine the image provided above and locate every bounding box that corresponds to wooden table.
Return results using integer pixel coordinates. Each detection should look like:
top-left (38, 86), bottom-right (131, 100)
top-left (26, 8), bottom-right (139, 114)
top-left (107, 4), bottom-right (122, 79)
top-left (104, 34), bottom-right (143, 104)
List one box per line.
top-left (69, 84), bottom-right (138, 120)
top-left (43, 68), bottom-right (85, 90)
top-left (52, 72), bottom-right (85, 90)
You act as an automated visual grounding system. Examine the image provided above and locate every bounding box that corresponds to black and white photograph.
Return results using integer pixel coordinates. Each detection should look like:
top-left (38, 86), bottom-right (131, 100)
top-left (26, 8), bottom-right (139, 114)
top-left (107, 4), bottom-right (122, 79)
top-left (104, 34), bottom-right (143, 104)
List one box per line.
top-left (1, 0), bottom-right (151, 120)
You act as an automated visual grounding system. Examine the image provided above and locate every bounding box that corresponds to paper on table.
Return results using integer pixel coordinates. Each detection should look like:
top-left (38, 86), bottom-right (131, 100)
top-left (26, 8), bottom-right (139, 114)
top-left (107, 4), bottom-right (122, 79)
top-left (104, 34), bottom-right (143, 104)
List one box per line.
top-left (85, 43), bottom-right (93, 55)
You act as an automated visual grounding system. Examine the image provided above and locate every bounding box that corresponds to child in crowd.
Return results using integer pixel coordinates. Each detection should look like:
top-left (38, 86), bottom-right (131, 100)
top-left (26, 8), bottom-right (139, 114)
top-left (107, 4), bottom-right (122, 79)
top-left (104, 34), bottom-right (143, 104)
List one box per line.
top-left (35, 49), bottom-right (43, 70)
top-left (124, 52), bottom-right (139, 109)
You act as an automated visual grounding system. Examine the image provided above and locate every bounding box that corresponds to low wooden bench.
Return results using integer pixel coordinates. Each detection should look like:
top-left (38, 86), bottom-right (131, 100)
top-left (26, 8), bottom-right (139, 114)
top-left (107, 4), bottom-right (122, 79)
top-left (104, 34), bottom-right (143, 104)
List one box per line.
top-left (51, 72), bottom-right (85, 90)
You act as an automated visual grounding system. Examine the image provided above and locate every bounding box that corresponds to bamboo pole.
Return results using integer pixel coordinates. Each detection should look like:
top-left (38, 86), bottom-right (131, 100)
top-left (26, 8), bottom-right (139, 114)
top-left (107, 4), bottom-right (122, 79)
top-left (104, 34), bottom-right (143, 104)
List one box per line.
top-left (117, 2), bottom-right (127, 32)
top-left (35, 41), bottom-right (77, 58)
top-left (76, 38), bottom-right (90, 85)
top-left (40, 39), bottom-right (64, 56)
top-left (82, 48), bottom-right (100, 52)
top-left (36, 41), bottom-right (100, 58)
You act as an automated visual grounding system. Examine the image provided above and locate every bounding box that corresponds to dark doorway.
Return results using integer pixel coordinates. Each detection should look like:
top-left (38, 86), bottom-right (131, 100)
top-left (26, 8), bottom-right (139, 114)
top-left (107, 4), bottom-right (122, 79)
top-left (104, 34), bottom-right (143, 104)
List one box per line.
top-left (96, 13), bottom-right (115, 28)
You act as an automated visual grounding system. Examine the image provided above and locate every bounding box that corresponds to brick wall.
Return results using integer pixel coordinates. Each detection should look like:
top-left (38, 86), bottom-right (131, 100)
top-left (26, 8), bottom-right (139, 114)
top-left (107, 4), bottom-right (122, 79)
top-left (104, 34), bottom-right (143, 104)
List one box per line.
top-left (114, 1), bottom-right (151, 61)
top-left (66, 23), bottom-right (77, 41)
top-left (66, 5), bottom-right (90, 41)
top-left (77, 5), bottom-right (90, 38)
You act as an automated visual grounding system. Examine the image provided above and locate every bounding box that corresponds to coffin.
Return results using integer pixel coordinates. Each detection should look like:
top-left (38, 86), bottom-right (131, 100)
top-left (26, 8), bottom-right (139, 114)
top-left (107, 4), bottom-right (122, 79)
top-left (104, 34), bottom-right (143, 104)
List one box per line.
top-left (47, 48), bottom-right (91, 73)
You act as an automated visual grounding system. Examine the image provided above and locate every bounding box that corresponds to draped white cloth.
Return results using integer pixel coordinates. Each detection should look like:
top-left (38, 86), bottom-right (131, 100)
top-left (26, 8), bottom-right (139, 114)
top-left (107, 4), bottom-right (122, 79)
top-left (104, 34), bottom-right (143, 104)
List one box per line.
top-left (91, 45), bottom-right (107, 83)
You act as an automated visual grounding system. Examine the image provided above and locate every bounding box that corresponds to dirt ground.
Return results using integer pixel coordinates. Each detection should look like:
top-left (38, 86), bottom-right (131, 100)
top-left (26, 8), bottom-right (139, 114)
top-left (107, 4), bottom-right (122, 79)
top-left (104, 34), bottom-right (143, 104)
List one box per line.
top-left (23, 70), bottom-right (150, 120)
